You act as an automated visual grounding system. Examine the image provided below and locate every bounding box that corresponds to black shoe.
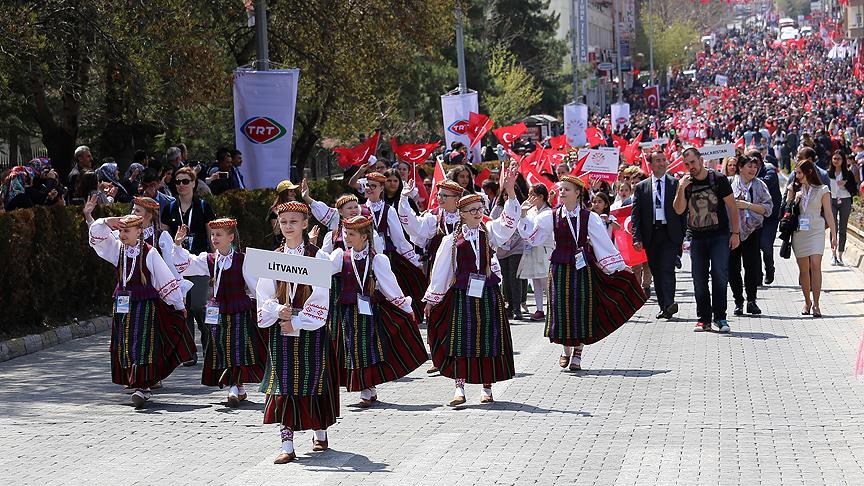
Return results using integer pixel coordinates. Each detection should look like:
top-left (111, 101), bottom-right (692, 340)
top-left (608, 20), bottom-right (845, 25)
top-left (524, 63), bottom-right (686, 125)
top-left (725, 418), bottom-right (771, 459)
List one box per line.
top-left (675, 256), bottom-right (682, 269)
top-left (746, 301), bottom-right (762, 315)
top-left (655, 310), bottom-right (669, 319)
top-left (764, 270), bottom-right (774, 285)
top-left (512, 313), bottom-right (524, 321)
top-left (733, 305), bottom-right (744, 316)
top-left (665, 303), bottom-right (678, 318)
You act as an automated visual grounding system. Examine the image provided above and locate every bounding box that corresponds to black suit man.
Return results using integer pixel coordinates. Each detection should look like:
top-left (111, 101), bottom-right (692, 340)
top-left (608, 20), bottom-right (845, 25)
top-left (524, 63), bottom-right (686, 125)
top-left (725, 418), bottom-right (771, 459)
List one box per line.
top-left (632, 152), bottom-right (686, 319)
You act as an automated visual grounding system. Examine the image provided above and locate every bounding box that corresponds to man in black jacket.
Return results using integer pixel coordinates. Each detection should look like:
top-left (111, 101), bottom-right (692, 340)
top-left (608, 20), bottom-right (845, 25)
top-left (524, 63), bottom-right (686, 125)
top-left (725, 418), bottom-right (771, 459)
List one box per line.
top-left (632, 151), bottom-right (686, 319)
top-left (750, 149), bottom-right (782, 284)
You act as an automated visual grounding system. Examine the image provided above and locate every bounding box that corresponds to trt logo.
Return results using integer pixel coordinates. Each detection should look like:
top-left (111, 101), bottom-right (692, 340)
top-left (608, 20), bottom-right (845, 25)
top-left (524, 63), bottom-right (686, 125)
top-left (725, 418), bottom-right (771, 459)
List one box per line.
top-left (241, 117), bottom-right (287, 144)
top-left (448, 119), bottom-right (469, 136)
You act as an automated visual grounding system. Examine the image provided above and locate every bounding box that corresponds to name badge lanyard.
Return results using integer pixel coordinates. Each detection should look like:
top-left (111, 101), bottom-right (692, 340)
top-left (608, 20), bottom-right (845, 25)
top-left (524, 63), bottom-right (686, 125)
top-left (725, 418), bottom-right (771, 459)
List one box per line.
top-left (181, 203), bottom-right (194, 247)
top-left (466, 229), bottom-right (482, 272)
top-left (212, 251), bottom-right (232, 302)
top-left (564, 208), bottom-right (580, 248)
top-left (283, 246), bottom-right (300, 310)
top-left (800, 186), bottom-right (812, 215)
top-left (350, 251), bottom-right (370, 295)
top-left (121, 246), bottom-right (137, 290)
top-left (739, 179), bottom-right (753, 220)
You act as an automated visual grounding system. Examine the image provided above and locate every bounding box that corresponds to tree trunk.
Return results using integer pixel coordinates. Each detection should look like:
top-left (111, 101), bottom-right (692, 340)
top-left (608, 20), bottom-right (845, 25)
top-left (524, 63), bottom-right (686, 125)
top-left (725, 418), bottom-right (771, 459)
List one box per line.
top-left (8, 126), bottom-right (19, 165)
top-left (41, 125), bottom-right (77, 180)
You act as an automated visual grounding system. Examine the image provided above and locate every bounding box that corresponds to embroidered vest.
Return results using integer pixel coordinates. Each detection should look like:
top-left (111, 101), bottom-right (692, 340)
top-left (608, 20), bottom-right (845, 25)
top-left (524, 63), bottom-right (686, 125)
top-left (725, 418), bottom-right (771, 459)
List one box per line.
top-left (372, 203), bottom-right (396, 253)
top-left (339, 250), bottom-right (377, 304)
top-left (453, 229), bottom-right (499, 289)
top-left (113, 244), bottom-right (160, 301)
top-left (207, 251), bottom-right (255, 314)
top-left (550, 207), bottom-right (591, 265)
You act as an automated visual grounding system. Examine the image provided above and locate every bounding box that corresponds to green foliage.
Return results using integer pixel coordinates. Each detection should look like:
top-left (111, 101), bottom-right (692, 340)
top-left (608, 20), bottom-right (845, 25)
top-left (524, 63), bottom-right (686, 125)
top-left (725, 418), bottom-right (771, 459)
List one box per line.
top-left (775, 0), bottom-right (811, 18)
top-left (638, 12), bottom-right (702, 73)
top-left (485, 47), bottom-right (545, 125)
top-left (0, 185), bottom-right (350, 340)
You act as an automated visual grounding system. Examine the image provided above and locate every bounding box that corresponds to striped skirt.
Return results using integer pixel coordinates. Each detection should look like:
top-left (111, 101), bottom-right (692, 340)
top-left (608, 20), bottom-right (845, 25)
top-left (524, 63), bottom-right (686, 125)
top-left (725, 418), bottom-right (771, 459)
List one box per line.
top-left (335, 295), bottom-right (428, 392)
top-left (109, 299), bottom-right (195, 388)
top-left (428, 284), bottom-right (515, 384)
top-left (547, 261), bottom-right (647, 346)
top-left (388, 252), bottom-right (427, 318)
top-left (260, 325), bottom-right (339, 431)
top-left (201, 309), bottom-right (268, 387)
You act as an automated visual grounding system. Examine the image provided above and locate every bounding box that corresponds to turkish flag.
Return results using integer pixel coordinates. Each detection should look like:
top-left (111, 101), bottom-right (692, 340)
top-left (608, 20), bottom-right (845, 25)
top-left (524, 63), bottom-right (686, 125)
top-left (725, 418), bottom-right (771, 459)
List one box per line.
top-left (610, 205), bottom-right (648, 266)
top-left (570, 151), bottom-right (590, 175)
top-left (735, 136), bottom-right (745, 150)
top-left (644, 85), bottom-right (659, 109)
top-left (493, 123), bottom-right (527, 150)
top-left (548, 134), bottom-right (569, 151)
top-left (666, 155), bottom-right (686, 176)
top-left (586, 127), bottom-right (606, 147)
top-left (623, 131), bottom-right (643, 165)
top-left (474, 168), bottom-right (491, 187)
top-left (334, 131), bottom-right (380, 169)
top-left (390, 138), bottom-right (440, 164)
top-left (612, 134), bottom-right (628, 150)
top-left (466, 112), bottom-right (494, 148)
top-left (426, 159), bottom-right (446, 211)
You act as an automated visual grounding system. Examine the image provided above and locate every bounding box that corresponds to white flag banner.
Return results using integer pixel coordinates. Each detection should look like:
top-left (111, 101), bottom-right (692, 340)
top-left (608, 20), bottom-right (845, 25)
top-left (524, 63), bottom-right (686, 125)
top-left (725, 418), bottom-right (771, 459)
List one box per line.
top-left (233, 68), bottom-right (300, 189)
top-left (441, 91), bottom-right (481, 163)
top-left (714, 74), bottom-right (728, 86)
top-left (243, 248), bottom-right (332, 289)
top-left (611, 102), bottom-right (630, 131)
top-left (698, 143), bottom-right (736, 160)
top-left (563, 103), bottom-right (588, 147)
top-left (577, 148), bottom-right (620, 182)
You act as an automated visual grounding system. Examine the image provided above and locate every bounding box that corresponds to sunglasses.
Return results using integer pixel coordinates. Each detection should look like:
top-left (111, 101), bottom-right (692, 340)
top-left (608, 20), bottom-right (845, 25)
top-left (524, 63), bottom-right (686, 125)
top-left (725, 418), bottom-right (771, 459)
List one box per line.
top-left (176, 179), bottom-right (193, 185)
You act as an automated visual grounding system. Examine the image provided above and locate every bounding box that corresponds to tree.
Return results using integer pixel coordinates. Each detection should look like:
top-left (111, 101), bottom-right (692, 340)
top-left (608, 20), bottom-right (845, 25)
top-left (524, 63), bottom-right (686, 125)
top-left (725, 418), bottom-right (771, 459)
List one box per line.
top-left (485, 47), bottom-right (544, 125)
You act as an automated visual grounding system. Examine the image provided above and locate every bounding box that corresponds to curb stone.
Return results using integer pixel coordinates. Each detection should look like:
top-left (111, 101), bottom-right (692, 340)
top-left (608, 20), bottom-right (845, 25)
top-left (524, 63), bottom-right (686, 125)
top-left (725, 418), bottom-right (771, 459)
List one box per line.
top-left (0, 316), bottom-right (112, 363)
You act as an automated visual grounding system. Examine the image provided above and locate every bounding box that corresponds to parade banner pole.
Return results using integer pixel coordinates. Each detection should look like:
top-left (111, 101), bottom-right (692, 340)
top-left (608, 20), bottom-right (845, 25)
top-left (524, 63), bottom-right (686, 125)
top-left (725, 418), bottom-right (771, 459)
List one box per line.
top-left (254, 0), bottom-right (269, 70)
top-left (455, 0), bottom-right (468, 95)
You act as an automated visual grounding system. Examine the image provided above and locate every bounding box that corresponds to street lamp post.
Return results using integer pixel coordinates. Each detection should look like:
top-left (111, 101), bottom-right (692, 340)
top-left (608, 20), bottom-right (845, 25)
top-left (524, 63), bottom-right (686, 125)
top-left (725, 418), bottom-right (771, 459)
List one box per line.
top-left (255, 0), bottom-right (269, 70)
top-left (455, 0), bottom-right (468, 94)
top-left (614, 0), bottom-right (624, 103)
top-left (648, 0), bottom-right (655, 86)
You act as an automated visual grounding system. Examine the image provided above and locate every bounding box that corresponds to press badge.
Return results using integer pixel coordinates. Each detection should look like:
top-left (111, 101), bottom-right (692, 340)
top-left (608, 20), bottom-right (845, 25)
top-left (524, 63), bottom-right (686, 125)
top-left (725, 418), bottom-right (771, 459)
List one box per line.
top-left (115, 293), bottom-right (130, 314)
top-left (798, 217), bottom-right (810, 231)
top-left (357, 295), bottom-right (373, 316)
top-left (205, 301), bottom-right (220, 325)
top-left (574, 250), bottom-right (586, 270)
top-left (467, 273), bottom-right (485, 298)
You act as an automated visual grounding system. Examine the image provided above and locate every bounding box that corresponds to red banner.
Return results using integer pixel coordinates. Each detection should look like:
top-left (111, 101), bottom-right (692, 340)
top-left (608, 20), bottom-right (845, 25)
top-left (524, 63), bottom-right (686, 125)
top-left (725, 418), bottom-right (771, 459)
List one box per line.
top-left (466, 112), bottom-right (494, 148)
top-left (390, 138), bottom-right (440, 164)
top-left (334, 131), bottom-right (380, 169)
top-left (610, 205), bottom-right (648, 266)
top-left (492, 123), bottom-right (527, 150)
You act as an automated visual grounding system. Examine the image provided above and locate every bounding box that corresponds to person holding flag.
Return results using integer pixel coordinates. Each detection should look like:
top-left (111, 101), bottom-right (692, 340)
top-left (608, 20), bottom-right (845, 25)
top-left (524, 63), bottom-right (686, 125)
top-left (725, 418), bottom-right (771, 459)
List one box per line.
top-left (423, 167), bottom-right (520, 406)
top-left (517, 175), bottom-right (646, 371)
top-left (631, 151), bottom-right (686, 320)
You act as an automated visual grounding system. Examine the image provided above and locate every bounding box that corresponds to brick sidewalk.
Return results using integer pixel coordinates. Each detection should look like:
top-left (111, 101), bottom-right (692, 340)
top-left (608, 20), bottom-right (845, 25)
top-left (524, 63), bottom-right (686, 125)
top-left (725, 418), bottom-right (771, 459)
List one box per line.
top-left (2, 244), bottom-right (864, 485)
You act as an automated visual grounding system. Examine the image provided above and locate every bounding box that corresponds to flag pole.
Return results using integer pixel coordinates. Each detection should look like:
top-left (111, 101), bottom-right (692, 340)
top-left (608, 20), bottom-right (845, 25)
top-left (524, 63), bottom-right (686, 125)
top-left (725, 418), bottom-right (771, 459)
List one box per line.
top-left (254, 0), bottom-right (270, 70)
top-left (455, 0), bottom-right (468, 94)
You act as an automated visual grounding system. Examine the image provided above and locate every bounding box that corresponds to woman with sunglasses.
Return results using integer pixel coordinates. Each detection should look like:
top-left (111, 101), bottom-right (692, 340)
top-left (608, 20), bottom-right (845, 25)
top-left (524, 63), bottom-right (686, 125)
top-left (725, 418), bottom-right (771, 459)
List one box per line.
top-left (423, 167), bottom-right (519, 406)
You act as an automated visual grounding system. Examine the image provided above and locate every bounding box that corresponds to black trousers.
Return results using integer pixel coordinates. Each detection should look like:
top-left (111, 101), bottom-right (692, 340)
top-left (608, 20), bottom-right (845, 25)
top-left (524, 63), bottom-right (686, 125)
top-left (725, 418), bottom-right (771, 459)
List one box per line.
top-left (729, 228), bottom-right (763, 305)
top-left (644, 227), bottom-right (678, 311)
top-left (499, 254), bottom-right (523, 316)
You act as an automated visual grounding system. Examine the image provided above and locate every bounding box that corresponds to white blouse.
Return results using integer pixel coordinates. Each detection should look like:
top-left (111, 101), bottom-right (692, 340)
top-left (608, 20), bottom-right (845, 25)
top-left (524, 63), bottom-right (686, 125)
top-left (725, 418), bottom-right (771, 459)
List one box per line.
top-left (88, 218), bottom-right (186, 311)
top-left (255, 245), bottom-right (330, 335)
top-left (327, 246), bottom-right (413, 314)
top-left (397, 196), bottom-right (461, 249)
top-left (172, 246), bottom-right (258, 297)
top-left (521, 206), bottom-right (554, 249)
top-left (518, 207), bottom-right (626, 274)
top-left (321, 228), bottom-right (385, 254)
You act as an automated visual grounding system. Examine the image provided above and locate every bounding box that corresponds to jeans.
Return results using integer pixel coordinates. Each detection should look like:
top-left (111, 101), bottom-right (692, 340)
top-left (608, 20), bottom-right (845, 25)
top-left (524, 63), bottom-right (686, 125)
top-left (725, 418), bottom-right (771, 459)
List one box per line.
top-left (831, 197), bottom-right (853, 253)
top-left (690, 235), bottom-right (731, 323)
top-left (498, 254), bottom-right (523, 316)
top-left (729, 229), bottom-right (763, 305)
top-left (185, 275), bottom-right (211, 359)
top-left (760, 217), bottom-right (780, 276)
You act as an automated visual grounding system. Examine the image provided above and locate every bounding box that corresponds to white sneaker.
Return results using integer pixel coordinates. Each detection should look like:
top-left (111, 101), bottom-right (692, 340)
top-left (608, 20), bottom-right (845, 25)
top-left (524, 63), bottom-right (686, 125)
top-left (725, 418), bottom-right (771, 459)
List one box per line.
top-left (131, 389), bottom-right (151, 409)
top-left (227, 385), bottom-right (240, 407)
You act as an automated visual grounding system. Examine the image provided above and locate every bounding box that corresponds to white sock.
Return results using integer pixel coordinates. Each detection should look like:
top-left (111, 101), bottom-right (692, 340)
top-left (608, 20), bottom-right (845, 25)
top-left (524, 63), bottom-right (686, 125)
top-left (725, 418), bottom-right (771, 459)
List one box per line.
top-left (369, 386), bottom-right (377, 396)
top-left (281, 440), bottom-right (294, 454)
top-left (454, 382), bottom-right (465, 398)
top-left (228, 385), bottom-right (239, 396)
top-left (237, 384), bottom-right (246, 395)
top-left (360, 389), bottom-right (372, 400)
top-left (563, 346), bottom-right (572, 357)
top-left (482, 387), bottom-right (492, 397)
top-left (314, 430), bottom-right (327, 441)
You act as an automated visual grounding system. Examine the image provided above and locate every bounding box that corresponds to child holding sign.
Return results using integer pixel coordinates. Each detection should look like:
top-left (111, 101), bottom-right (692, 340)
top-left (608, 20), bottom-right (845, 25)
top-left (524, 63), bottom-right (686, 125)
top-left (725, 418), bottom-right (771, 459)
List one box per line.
top-left (172, 218), bottom-right (267, 407)
top-left (88, 215), bottom-right (194, 408)
top-left (326, 215), bottom-right (427, 408)
top-left (255, 202), bottom-right (337, 464)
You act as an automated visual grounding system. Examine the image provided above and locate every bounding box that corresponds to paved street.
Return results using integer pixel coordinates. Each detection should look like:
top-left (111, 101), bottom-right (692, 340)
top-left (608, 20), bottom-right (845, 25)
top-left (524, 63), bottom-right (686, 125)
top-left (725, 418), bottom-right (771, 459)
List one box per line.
top-left (3, 243), bottom-right (864, 485)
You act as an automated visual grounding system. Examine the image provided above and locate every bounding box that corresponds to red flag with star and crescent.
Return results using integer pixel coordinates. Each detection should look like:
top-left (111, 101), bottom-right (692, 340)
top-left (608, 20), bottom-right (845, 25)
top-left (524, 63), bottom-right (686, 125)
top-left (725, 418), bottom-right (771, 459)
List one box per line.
top-left (466, 112), bottom-right (494, 148)
top-left (493, 123), bottom-right (527, 150)
top-left (335, 131), bottom-right (380, 169)
top-left (586, 127), bottom-right (606, 148)
top-left (610, 204), bottom-right (648, 266)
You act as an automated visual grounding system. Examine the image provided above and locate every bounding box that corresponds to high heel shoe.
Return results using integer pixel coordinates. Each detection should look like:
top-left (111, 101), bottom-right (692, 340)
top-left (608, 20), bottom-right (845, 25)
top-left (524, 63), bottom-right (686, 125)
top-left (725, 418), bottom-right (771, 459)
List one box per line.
top-left (812, 306), bottom-right (822, 318)
top-left (801, 304), bottom-right (811, 315)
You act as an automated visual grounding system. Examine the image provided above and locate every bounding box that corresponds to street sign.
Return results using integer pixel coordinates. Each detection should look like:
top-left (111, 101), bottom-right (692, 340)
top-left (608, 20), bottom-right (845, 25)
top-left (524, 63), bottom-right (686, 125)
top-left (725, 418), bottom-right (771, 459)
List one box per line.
top-left (598, 62), bottom-right (615, 71)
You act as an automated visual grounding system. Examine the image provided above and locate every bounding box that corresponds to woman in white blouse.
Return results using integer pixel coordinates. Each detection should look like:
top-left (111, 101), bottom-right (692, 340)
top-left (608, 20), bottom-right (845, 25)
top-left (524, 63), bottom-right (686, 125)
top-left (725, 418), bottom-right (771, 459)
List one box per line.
top-left (518, 175), bottom-right (645, 372)
top-left (88, 215), bottom-right (194, 409)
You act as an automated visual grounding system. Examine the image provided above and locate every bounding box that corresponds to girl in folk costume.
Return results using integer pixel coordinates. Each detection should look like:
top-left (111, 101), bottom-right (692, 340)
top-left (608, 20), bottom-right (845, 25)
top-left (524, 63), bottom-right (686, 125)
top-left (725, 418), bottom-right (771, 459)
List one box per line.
top-left (326, 215), bottom-right (428, 408)
top-left (306, 172), bottom-right (426, 318)
top-left (397, 178), bottom-right (465, 374)
top-left (518, 175), bottom-right (647, 371)
top-left (516, 183), bottom-right (554, 322)
top-left (88, 215), bottom-right (195, 408)
top-left (171, 218), bottom-right (267, 407)
top-left (255, 202), bottom-right (336, 464)
top-left (423, 170), bottom-right (520, 406)
top-left (313, 193), bottom-right (382, 253)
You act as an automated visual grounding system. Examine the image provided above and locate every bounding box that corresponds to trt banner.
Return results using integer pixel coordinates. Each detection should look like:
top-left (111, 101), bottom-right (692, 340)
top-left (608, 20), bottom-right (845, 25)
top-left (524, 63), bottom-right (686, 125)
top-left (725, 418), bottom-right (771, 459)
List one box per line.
top-left (233, 68), bottom-right (300, 189)
top-left (441, 91), bottom-right (481, 163)
top-left (611, 102), bottom-right (630, 132)
top-left (563, 102), bottom-right (588, 147)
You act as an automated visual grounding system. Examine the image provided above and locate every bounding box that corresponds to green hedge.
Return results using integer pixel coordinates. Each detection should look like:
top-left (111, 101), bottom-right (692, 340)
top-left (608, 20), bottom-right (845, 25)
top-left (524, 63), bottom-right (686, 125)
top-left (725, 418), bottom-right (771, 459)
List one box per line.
top-left (0, 179), bottom-right (346, 340)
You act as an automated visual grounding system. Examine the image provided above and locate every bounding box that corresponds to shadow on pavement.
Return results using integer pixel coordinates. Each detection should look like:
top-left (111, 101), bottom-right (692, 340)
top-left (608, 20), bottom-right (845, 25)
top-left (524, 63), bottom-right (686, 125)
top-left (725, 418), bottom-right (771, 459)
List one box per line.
top-left (347, 401), bottom-right (441, 412)
top-left (448, 401), bottom-right (593, 416)
top-left (722, 332), bottom-right (788, 340)
top-left (300, 449), bottom-right (390, 473)
top-left (569, 369), bottom-right (671, 377)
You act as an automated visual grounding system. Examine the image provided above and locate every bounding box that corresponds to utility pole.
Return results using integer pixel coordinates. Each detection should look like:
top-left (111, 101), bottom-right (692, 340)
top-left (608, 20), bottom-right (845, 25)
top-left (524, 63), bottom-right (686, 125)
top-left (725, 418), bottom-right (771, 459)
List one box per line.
top-left (455, 0), bottom-right (468, 94)
top-left (613, 0), bottom-right (624, 103)
top-left (648, 0), bottom-right (655, 86)
top-left (255, 0), bottom-right (270, 70)
top-left (570, 0), bottom-right (580, 103)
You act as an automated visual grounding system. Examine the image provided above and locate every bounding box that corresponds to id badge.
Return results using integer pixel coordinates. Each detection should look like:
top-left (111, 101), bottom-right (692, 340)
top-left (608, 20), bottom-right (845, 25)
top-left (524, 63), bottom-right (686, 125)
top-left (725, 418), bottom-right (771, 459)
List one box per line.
top-left (115, 293), bottom-right (130, 314)
top-left (357, 295), bottom-right (373, 316)
top-left (467, 273), bottom-right (485, 298)
top-left (574, 250), bottom-right (586, 270)
top-left (205, 302), bottom-right (220, 325)
top-left (798, 217), bottom-right (810, 231)
top-left (654, 207), bottom-right (665, 221)
top-left (182, 235), bottom-right (194, 249)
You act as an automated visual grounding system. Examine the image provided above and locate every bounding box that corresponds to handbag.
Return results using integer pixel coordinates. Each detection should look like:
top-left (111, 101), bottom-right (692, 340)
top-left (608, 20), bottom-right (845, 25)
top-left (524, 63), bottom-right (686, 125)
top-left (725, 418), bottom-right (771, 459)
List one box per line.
top-left (777, 201), bottom-right (799, 236)
top-left (779, 237), bottom-right (792, 259)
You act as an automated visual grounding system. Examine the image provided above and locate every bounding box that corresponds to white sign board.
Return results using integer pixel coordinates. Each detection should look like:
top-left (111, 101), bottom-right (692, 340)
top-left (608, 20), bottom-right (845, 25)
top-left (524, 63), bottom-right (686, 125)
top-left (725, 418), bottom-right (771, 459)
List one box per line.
top-left (714, 74), bottom-right (728, 86)
top-left (577, 148), bottom-right (620, 182)
top-left (441, 91), bottom-right (482, 163)
top-left (563, 102), bottom-right (588, 147)
top-left (698, 143), bottom-right (736, 161)
top-left (243, 248), bottom-right (332, 289)
top-left (611, 102), bottom-right (630, 131)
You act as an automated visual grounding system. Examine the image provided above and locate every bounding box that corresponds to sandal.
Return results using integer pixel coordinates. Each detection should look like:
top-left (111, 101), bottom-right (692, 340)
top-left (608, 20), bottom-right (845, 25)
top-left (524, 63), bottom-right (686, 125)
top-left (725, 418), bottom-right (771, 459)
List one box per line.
top-left (812, 306), bottom-right (822, 318)
top-left (801, 304), bottom-right (811, 315)
top-left (558, 355), bottom-right (570, 368)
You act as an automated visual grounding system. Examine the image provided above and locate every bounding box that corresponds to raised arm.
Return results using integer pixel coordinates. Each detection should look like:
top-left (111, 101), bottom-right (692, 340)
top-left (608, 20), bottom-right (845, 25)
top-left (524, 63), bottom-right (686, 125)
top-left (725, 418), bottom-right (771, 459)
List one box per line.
top-left (172, 244), bottom-right (210, 276)
top-left (88, 218), bottom-right (122, 265)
